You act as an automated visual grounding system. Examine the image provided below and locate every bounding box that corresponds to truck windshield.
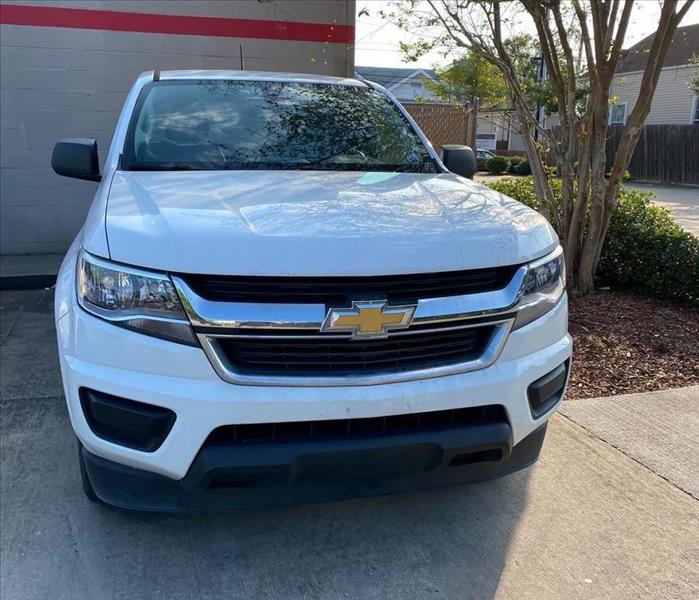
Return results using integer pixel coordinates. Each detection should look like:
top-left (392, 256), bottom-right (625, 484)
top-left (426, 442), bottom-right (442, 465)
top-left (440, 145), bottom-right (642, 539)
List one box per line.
top-left (122, 80), bottom-right (436, 173)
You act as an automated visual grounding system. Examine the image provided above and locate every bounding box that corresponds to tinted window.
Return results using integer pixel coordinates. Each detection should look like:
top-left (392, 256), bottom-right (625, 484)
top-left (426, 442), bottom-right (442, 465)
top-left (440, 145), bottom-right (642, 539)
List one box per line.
top-left (123, 80), bottom-right (435, 173)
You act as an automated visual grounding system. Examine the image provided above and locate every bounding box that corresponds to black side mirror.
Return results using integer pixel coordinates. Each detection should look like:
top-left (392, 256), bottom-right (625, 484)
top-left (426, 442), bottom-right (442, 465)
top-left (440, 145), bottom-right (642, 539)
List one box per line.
top-left (51, 138), bottom-right (101, 182)
top-left (441, 145), bottom-right (476, 179)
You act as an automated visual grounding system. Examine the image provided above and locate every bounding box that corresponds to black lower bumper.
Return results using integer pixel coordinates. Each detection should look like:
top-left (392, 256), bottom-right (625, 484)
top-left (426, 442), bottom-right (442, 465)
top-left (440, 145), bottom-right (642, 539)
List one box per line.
top-left (83, 422), bottom-right (548, 512)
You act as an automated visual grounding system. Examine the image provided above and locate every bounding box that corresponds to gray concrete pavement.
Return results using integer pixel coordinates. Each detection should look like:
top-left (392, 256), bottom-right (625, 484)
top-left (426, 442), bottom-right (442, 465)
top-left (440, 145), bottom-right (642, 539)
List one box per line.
top-left (2, 289), bottom-right (698, 600)
top-left (560, 386), bottom-right (699, 499)
top-left (624, 183), bottom-right (698, 236)
top-left (0, 254), bottom-right (63, 290)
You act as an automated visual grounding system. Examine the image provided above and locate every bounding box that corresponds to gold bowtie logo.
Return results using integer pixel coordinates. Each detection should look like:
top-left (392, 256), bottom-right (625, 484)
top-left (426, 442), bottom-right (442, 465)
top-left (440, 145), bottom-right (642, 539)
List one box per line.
top-left (321, 301), bottom-right (417, 339)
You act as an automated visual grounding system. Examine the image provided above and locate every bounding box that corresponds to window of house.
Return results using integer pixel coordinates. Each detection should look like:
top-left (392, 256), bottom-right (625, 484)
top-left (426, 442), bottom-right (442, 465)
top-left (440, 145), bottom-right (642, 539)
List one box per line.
top-left (692, 97), bottom-right (699, 124)
top-left (609, 102), bottom-right (627, 124)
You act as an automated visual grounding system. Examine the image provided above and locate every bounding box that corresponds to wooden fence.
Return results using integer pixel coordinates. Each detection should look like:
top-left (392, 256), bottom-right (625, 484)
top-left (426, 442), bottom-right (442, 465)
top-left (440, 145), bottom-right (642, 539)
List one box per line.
top-left (402, 102), bottom-right (474, 151)
top-left (606, 124), bottom-right (699, 185)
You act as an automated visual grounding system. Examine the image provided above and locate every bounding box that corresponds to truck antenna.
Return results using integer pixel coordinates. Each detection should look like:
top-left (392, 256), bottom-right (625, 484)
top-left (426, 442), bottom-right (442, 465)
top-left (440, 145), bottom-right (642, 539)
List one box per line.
top-left (240, 45), bottom-right (244, 71)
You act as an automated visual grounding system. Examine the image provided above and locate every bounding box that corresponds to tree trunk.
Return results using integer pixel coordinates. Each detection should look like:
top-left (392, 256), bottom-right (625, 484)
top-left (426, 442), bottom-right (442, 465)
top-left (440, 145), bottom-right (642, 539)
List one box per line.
top-left (415, 0), bottom-right (695, 297)
top-left (565, 109), bottom-right (593, 279)
top-left (504, 77), bottom-right (558, 227)
top-left (575, 96), bottom-right (610, 294)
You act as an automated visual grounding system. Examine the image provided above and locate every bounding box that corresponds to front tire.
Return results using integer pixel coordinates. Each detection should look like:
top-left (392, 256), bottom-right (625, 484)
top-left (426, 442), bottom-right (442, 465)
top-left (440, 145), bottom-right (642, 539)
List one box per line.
top-left (77, 440), bottom-right (102, 504)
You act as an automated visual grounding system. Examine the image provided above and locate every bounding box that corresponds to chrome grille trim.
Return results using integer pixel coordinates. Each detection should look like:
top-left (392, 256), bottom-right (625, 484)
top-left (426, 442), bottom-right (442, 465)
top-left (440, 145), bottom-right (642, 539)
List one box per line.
top-left (171, 269), bottom-right (526, 387)
top-left (172, 267), bottom-right (526, 331)
top-left (197, 319), bottom-right (513, 387)
top-left (195, 319), bottom-right (510, 340)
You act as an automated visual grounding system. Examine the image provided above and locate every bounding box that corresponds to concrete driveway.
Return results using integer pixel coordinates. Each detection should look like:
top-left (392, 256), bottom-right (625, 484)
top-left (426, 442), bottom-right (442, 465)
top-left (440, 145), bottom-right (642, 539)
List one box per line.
top-left (1, 289), bottom-right (698, 600)
top-left (625, 183), bottom-right (699, 236)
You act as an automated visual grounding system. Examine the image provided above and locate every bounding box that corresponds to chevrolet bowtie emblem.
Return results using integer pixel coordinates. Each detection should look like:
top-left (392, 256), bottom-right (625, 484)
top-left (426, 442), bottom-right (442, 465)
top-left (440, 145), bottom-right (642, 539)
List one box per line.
top-left (321, 300), bottom-right (417, 340)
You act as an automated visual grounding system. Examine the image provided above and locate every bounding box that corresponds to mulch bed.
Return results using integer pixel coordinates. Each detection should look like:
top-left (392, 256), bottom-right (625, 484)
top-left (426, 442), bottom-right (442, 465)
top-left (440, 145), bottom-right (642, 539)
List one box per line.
top-left (567, 291), bottom-right (699, 399)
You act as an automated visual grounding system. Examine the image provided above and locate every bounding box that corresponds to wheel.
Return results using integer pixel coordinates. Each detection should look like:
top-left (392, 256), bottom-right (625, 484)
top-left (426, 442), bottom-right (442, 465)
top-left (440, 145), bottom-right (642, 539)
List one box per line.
top-left (77, 440), bottom-right (102, 504)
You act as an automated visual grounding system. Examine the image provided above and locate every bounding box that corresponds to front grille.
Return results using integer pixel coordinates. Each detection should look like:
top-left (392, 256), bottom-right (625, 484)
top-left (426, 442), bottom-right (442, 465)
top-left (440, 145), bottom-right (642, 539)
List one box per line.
top-left (181, 265), bottom-right (519, 305)
top-left (215, 322), bottom-right (495, 376)
top-left (204, 405), bottom-right (507, 446)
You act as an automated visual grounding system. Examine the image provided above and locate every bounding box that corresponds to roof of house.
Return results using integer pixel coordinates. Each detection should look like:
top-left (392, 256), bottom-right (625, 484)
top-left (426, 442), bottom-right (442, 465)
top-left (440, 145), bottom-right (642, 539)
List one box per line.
top-left (353, 66), bottom-right (437, 89)
top-left (617, 23), bottom-right (699, 73)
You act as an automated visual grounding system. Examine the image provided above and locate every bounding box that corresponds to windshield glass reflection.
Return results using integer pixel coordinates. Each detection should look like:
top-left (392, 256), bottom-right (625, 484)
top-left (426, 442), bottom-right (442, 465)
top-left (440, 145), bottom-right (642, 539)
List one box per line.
top-left (123, 80), bottom-right (436, 174)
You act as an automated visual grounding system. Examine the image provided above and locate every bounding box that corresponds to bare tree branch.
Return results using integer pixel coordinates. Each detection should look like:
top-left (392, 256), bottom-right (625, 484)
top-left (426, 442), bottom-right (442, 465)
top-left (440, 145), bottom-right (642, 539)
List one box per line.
top-left (572, 0), bottom-right (596, 77)
top-left (389, 0), bottom-right (693, 294)
top-left (607, 0), bottom-right (634, 72)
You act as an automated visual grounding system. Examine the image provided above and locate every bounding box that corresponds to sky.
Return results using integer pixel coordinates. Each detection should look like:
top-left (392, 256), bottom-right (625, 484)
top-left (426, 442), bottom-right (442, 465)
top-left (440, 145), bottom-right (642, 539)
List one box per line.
top-left (355, 0), bottom-right (699, 69)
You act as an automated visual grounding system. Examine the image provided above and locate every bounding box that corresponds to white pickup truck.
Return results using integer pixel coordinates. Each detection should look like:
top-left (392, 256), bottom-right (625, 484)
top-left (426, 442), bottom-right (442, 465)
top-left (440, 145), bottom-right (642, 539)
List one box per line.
top-left (53, 71), bottom-right (571, 511)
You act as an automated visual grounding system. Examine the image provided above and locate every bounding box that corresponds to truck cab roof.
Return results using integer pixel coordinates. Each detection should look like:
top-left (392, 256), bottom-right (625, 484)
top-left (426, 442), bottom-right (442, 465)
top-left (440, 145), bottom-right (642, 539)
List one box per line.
top-left (152, 69), bottom-right (366, 87)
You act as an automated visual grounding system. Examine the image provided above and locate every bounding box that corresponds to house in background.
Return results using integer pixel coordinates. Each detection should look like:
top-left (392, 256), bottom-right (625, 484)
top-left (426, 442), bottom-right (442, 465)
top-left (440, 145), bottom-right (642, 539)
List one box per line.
top-left (354, 66), bottom-right (440, 102)
top-left (475, 108), bottom-right (522, 152)
top-left (476, 24), bottom-right (699, 154)
top-left (609, 23), bottom-right (699, 126)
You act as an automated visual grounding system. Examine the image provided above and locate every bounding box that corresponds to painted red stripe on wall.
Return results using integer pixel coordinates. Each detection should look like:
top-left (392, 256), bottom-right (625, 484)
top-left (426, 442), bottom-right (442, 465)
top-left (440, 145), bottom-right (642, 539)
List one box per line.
top-left (0, 3), bottom-right (354, 44)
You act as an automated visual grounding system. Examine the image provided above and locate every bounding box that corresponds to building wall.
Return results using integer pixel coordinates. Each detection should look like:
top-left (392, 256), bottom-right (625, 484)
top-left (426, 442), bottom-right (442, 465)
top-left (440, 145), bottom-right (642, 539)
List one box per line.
top-left (0, 0), bottom-right (355, 255)
top-left (479, 64), bottom-right (698, 155)
top-left (390, 79), bottom-right (439, 102)
top-left (477, 112), bottom-right (512, 141)
top-left (610, 64), bottom-right (697, 125)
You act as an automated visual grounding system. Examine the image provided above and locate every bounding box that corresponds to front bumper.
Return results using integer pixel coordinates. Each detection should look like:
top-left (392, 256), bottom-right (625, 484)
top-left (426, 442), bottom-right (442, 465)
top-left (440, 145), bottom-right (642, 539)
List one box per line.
top-left (56, 238), bottom-right (571, 508)
top-left (57, 293), bottom-right (570, 481)
top-left (81, 422), bottom-right (548, 511)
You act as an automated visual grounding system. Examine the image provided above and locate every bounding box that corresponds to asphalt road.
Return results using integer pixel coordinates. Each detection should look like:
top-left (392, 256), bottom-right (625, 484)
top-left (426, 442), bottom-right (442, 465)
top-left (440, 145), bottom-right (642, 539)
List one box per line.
top-left (1, 289), bottom-right (698, 600)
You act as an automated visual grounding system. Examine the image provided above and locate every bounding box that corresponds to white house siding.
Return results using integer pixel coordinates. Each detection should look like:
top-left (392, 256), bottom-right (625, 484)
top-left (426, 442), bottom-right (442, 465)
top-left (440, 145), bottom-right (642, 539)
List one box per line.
top-left (390, 80), bottom-right (439, 102)
top-left (502, 64), bottom-right (697, 154)
top-left (477, 111), bottom-right (529, 151)
top-left (0, 0), bottom-right (355, 254)
top-left (477, 112), bottom-right (510, 141)
top-left (610, 64), bottom-right (697, 125)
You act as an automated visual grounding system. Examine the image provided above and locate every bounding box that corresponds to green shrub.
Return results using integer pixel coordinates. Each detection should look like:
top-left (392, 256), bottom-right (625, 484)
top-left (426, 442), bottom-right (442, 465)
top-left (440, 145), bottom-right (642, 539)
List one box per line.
top-left (486, 155), bottom-right (509, 175)
top-left (485, 175), bottom-right (559, 213)
top-left (515, 159), bottom-right (531, 175)
top-left (486, 176), bottom-right (699, 303)
top-left (599, 190), bottom-right (699, 303)
top-left (507, 156), bottom-right (523, 174)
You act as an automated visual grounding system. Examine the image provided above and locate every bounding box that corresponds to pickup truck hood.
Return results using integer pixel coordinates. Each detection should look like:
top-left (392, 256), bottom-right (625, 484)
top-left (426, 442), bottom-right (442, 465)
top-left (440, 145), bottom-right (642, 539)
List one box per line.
top-left (102, 170), bottom-right (557, 276)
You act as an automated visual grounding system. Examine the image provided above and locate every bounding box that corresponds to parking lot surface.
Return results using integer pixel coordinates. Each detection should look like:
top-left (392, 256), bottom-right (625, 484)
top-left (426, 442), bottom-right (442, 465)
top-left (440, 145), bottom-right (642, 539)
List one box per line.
top-left (1, 289), bottom-right (698, 600)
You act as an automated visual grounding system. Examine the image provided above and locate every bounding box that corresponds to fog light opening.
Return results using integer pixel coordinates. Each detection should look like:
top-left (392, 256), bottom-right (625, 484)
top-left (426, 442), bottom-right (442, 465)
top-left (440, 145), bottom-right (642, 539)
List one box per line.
top-left (527, 360), bottom-right (569, 419)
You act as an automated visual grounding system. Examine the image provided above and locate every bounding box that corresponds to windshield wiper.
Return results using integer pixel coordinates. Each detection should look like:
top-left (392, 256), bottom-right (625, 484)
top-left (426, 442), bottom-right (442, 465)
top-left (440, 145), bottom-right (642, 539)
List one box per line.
top-left (128, 162), bottom-right (195, 171)
top-left (224, 161), bottom-right (317, 170)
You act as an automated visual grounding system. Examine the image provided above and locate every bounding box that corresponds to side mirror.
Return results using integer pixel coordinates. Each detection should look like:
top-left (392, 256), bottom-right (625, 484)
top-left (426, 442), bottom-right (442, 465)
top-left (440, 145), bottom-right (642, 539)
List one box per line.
top-left (441, 145), bottom-right (476, 179)
top-left (51, 138), bottom-right (101, 182)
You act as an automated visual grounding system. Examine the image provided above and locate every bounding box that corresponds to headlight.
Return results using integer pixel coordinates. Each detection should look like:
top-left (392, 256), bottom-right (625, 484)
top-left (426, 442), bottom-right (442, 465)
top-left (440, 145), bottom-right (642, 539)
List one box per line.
top-left (514, 246), bottom-right (566, 329)
top-left (77, 251), bottom-right (197, 345)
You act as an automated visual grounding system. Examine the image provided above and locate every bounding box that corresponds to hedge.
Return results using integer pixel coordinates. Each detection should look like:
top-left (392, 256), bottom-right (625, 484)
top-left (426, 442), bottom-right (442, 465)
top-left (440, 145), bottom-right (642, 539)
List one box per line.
top-left (515, 159), bottom-right (531, 175)
top-left (507, 156), bottom-right (523, 174)
top-left (486, 176), bottom-right (699, 303)
top-left (486, 155), bottom-right (509, 175)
